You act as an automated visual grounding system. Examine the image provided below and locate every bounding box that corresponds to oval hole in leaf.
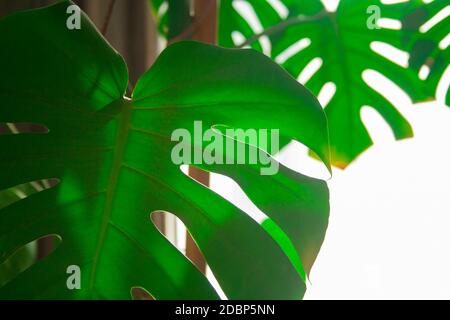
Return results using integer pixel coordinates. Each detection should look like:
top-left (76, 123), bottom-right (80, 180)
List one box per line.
top-left (130, 286), bottom-right (155, 300)
top-left (0, 234), bottom-right (61, 288)
top-left (370, 41), bottom-right (409, 68)
top-left (267, 0), bottom-right (288, 19)
top-left (439, 33), bottom-right (450, 50)
top-left (297, 57), bottom-right (323, 85)
top-left (150, 209), bottom-right (211, 276)
top-left (317, 81), bottom-right (336, 108)
top-left (0, 178), bottom-right (60, 210)
top-left (377, 18), bottom-right (402, 30)
top-left (150, 210), bottom-right (186, 253)
top-left (275, 38), bottom-right (311, 64)
top-left (419, 6), bottom-right (450, 33)
top-left (0, 123), bottom-right (48, 135)
top-left (231, 30), bottom-right (247, 47)
top-left (419, 64), bottom-right (431, 80)
top-left (362, 69), bottom-right (412, 114)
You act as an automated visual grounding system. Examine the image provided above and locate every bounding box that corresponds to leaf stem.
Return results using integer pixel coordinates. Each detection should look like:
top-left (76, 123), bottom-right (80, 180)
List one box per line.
top-left (236, 10), bottom-right (327, 48)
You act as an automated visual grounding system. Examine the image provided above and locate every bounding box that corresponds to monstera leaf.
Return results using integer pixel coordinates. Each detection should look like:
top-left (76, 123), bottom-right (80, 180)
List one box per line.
top-left (401, 0), bottom-right (449, 106)
top-left (0, 1), bottom-right (331, 299)
top-left (219, 0), bottom-right (448, 167)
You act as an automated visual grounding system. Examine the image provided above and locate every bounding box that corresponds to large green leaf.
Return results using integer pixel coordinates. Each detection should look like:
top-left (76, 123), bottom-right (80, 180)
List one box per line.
top-left (219, 0), bottom-right (446, 167)
top-left (401, 0), bottom-right (449, 106)
top-left (0, 1), bottom-right (330, 299)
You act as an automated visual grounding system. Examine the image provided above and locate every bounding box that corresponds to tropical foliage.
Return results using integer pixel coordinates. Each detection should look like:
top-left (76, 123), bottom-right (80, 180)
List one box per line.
top-left (152, 0), bottom-right (449, 167)
top-left (0, 1), bottom-right (330, 299)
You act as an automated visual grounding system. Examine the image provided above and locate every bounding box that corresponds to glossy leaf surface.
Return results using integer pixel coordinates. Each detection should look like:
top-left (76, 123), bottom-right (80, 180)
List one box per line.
top-left (0, 1), bottom-right (330, 299)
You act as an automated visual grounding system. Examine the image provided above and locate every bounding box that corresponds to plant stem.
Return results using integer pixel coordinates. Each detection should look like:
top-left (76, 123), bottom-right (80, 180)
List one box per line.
top-left (101, 0), bottom-right (116, 36)
top-left (237, 11), bottom-right (327, 48)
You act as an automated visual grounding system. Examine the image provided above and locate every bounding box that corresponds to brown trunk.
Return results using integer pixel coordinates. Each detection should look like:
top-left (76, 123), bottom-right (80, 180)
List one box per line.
top-left (191, 0), bottom-right (218, 43)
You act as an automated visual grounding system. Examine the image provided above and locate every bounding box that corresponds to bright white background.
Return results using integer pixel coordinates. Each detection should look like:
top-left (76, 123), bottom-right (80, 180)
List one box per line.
top-left (303, 87), bottom-right (450, 299)
top-left (165, 0), bottom-right (450, 299)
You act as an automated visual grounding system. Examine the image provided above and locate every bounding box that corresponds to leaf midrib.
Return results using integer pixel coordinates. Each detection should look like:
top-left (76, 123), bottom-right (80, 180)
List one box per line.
top-left (88, 97), bottom-right (132, 295)
top-left (328, 11), bottom-right (358, 147)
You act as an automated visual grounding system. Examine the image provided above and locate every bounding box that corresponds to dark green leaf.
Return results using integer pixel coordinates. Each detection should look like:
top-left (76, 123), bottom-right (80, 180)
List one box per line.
top-left (0, 1), bottom-right (330, 299)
